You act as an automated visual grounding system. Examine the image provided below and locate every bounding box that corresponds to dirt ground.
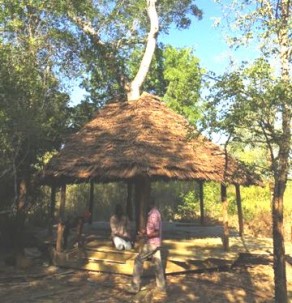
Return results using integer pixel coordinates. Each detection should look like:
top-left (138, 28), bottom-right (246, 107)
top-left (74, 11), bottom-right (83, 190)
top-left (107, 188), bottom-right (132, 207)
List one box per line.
top-left (1, 222), bottom-right (292, 302)
top-left (1, 256), bottom-right (292, 303)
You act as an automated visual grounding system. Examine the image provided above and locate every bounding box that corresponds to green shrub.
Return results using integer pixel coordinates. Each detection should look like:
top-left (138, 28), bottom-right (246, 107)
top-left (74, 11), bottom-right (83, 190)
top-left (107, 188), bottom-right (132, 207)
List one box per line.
top-left (19, 179), bottom-right (292, 239)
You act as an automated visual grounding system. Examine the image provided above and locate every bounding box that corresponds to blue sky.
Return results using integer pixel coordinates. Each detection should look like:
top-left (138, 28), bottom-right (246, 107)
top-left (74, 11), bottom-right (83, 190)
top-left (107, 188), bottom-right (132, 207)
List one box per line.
top-left (160, 0), bottom-right (228, 74)
top-left (161, 0), bottom-right (259, 75)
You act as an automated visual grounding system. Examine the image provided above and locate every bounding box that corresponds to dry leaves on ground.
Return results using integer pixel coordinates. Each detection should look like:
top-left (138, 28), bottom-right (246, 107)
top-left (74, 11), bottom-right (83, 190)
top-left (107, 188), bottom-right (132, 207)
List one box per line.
top-left (1, 260), bottom-right (291, 303)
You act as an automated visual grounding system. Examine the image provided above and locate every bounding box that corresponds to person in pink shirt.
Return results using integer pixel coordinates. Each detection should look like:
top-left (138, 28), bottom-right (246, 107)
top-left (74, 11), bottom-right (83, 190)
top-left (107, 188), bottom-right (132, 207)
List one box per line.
top-left (128, 198), bottom-right (166, 294)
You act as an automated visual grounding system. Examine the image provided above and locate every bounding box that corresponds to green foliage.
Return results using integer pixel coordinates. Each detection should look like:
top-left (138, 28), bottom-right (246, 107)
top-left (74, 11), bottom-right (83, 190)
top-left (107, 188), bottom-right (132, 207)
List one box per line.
top-left (226, 184), bottom-right (271, 218)
top-left (168, 181), bottom-right (222, 222)
top-left (67, 101), bottom-right (98, 132)
top-left (176, 191), bottom-right (198, 221)
top-left (206, 1), bottom-right (291, 187)
top-left (21, 179), bottom-right (292, 245)
top-left (284, 180), bottom-right (292, 218)
top-left (0, 0), bottom-right (202, 104)
top-left (151, 181), bottom-right (196, 220)
top-left (216, 0), bottom-right (290, 58)
top-left (162, 46), bottom-right (203, 124)
top-left (131, 45), bottom-right (203, 124)
top-left (0, 45), bottom-right (69, 208)
top-left (24, 183), bottom-right (118, 227)
top-left (203, 182), bottom-right (222, 218)
top-left (1, 0), bottom-right (205, 132)
top-left (205, 58), bottom-right (291, 177)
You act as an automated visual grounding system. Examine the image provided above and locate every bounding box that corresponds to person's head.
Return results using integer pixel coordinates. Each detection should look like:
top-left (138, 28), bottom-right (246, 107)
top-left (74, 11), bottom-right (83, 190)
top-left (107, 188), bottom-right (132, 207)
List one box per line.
top-left (82, 209), bottom-right (91, 222)
top-left (147, 197), bottom-right (155, 213)
top-left (114, 203), bottom-right (123, 219)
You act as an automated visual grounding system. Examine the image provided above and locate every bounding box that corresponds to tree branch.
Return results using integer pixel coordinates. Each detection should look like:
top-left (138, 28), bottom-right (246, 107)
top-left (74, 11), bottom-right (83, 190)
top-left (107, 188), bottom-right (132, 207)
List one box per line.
top-left (67, 13), bottom-right (105, 47)
top-left (127, 0), bottom-right (159, 100)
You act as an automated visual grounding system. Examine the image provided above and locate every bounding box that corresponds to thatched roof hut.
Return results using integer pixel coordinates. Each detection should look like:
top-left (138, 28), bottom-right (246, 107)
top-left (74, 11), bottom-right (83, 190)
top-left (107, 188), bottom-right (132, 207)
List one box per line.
top-left (40, 93), bottom-right (262, 187)
top-left (40, 92), bottom-right (263, 248)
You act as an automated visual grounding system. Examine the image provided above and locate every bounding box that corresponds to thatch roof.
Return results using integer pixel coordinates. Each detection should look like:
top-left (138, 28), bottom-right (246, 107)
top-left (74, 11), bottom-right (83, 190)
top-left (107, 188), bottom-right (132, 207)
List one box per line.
top-left (40, 93), bottom-right (262, 186)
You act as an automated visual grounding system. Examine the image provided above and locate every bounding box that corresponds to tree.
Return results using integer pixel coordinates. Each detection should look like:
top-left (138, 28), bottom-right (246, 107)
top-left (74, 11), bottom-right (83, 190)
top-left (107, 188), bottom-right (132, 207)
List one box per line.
top-left (126, 0), bottom-right (159, 100)
top-left (0, 0), bottom-right (70, 239)
top-left (129, 45), bottom-right (204, 123)
top-left (0, 42), bottom-right (70, 250)
top-left (1, 0), bottom-right (203, 123)
top-left (207, 1), bottom-right (291, 302)
top-left (1, 1), bottom-right (65, 187)
top-left (1, 0), bottom-right (203, 244)
top-left (44, 0), bottom-right (202, 103)
top-left (1, 0), bottom-right (204, 112)
top-left (74, 0), bottom-right (202, 99)
top-left (1, 0), bottom-right (203, 184)
top-left (70, 44), bottom-right (204, 130)
top-left (161, 46), bottom-right (203, 124)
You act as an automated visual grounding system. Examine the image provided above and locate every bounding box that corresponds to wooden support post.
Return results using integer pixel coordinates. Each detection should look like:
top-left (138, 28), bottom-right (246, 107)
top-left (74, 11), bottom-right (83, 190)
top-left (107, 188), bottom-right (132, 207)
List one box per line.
top-left (88, 181), bottom-right (94, 224)
top-left (50, 185), bottom-right (56, 220)
top-left (221, 184), bottom-right (229, 251)
top-left (76, 216), bottom-right (85, 247)
top-left (134, 176), bottom-right (151, 232)
top-left (49, 185), bottom-right (56, 236)
top-left (198, 181), bottom-right (205, 225)
top-left (56, 222), bottom-right (65, 252)
top-left (59, 184), bottom-right (66, 219)
top-left (56, 184), bottom-right (66, 252)
top-left (134, 184), bottom-right (140, 234)
top-left (235, 184), bottom-right (244, 236)
top-left (126, 181), bottom-right (133, 221)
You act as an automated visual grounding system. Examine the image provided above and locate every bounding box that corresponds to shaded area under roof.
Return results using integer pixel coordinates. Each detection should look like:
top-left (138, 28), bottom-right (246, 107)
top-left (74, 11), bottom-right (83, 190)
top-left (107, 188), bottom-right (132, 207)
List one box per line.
top-left (40, 93), bottom-right (262, 187)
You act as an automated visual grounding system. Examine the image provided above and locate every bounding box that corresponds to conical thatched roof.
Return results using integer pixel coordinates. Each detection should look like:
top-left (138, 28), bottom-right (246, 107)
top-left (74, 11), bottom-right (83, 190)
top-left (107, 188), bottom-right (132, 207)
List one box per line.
top-left (40, 93), bottom-right (262, 186)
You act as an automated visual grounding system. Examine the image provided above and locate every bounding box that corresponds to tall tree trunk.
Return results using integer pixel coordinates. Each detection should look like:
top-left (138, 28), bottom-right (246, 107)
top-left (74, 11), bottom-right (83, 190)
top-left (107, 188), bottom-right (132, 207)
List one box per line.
top-left (272, 89), bottom-right (290, 303)
top-left (272, 179), bottom-right (287, 303)
top-left (273, 1), bottom-right (290, 302)
top-left (127, 0), bottom-right (159, 100)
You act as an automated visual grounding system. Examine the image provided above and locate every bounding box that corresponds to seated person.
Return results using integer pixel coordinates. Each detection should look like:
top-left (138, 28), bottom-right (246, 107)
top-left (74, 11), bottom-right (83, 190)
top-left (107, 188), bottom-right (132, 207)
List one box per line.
top-left (110, 204), bottom-right (132, 250)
